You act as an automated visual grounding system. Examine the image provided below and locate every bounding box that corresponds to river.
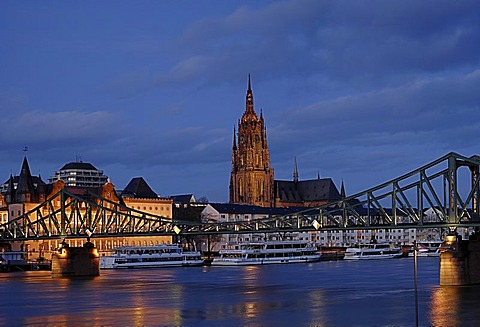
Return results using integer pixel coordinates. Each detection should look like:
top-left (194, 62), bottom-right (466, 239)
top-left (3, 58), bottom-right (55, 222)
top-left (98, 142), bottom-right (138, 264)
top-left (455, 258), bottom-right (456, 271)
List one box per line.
top-left (1, 257), bottom-right (479, 326)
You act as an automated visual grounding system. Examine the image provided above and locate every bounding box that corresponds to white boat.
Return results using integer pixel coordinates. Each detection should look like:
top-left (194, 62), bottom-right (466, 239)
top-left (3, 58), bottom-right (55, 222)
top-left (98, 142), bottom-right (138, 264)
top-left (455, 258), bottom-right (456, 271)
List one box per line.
top-left (408, 240), bottom-right (443, 257)
top-left (100, 244), bottom-right (204, 269)
top-left (344, 243), bottom-right (403, 260)
top-left (211, 240), bottom-right (321, 266)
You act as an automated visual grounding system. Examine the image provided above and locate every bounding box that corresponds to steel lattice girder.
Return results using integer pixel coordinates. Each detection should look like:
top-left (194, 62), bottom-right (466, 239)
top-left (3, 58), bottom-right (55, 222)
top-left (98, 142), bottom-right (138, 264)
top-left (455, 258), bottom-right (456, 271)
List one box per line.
top-left (1, 152), bottom-right (480, 241)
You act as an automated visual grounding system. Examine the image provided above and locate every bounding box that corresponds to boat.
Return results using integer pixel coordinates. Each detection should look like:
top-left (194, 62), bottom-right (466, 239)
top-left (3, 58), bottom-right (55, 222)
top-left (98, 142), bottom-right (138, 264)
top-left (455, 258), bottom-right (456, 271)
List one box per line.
top-left (100, 244), bottom-right (204, 269)
top-left (211, 240), bottom-right (321, 266)
top-left (344, 243), bottom-right (403, 260)
top-left (408, 240), bottom-right (443, 257)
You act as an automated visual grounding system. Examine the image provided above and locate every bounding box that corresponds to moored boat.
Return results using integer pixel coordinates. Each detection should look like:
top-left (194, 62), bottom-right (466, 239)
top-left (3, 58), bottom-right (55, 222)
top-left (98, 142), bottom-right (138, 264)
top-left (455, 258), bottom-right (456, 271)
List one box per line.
top-left (408, 240), bottom-right (443, 257)
top-left (344, 243), bottom-right (402, 260)
top-left (100, 244), bottom-right (204, 269)
top-left (211, 240), bottom-right (321, 266)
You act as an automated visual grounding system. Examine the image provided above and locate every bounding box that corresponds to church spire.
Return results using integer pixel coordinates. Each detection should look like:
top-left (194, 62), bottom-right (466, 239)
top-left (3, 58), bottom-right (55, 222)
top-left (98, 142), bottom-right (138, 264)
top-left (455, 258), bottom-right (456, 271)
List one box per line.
top-left (245, 74), bottom-right (254, 113)
top-left (293, 157), bottom-right (299, 184)
top-left (340, 180), bottom-right (346, 199)
top-left (232, 126), bottom-right (237, 150)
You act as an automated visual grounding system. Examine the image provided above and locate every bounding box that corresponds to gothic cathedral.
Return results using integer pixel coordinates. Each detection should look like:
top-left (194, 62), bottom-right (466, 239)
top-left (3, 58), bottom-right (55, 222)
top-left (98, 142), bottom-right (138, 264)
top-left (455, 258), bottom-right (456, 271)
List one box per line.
top-left (229, 75), bottom-right (274, 207)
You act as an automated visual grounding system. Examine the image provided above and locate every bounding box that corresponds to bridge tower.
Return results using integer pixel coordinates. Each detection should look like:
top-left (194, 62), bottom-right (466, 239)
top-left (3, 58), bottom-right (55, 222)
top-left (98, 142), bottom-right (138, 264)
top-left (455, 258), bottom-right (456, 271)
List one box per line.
top-left (229, 75), bottom-right (274, 207)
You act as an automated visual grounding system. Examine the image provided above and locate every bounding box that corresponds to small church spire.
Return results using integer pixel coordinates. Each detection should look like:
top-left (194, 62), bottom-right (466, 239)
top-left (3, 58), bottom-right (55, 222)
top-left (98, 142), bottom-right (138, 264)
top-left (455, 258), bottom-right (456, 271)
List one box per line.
top-left (245, 74), bottom-right (254, 112)
top-left (340, 180), bottom-right (346, 199)
top-left (232, 126), bottom-right (237, 149)
top-left (293, 157), bottom-right (299, 183)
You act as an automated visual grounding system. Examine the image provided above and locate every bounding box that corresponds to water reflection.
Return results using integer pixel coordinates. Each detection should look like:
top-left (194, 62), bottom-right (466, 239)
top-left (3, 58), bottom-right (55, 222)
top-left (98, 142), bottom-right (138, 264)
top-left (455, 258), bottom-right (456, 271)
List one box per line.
top-left (307, 289), bottom-right (327, 326)
top-left (7, 259), bottom-right (480, 326)
top-left (430, 286), bottom-right (460, 326)
top-left (241, 266), bottom-right (261, 319)
top-left (15, 270), bottom-right (186, 326)
top-left (430, 285), bottom-right (480, 326)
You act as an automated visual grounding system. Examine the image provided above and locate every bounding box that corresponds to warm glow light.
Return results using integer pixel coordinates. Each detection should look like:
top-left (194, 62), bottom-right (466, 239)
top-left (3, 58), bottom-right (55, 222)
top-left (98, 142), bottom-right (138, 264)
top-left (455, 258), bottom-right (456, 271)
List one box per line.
top-left (445, 235), bottom-right (456, 243)
top-left (430, 287), bottom-right (460, 326)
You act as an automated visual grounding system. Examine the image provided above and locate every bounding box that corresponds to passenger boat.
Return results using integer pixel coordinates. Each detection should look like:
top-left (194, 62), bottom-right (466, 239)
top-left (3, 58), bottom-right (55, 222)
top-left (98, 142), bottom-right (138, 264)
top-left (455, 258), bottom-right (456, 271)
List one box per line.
top-left (100, 244), bottom-right (204, 269)
top-left (408, 240), bottom-right (443, 257)
top-left (344, 243), bottom-right (403, 260)
top-left (211, 240), bottom-right (321, 266)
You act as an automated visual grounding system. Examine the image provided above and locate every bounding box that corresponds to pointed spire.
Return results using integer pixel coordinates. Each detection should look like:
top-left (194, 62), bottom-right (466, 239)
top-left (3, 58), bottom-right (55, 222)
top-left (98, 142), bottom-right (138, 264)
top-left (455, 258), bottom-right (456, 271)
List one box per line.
top-left (317, 171), bottom-right (321, 179)
top-left (232, 125), bottom-right (237, 149)
top-left (17, 156), bottom-right (34, 195)
top-left (245, 74), bottom-right (254, 112)
top-left (293, 157), bottom-right (299, 183)
top-left (340, 180), bottom-right (346, 199)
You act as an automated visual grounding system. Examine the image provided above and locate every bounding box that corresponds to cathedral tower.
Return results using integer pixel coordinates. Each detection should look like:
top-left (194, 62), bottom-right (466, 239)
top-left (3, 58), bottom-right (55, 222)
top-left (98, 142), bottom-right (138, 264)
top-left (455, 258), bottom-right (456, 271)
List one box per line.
top-left (229, 75), bottom-right (274, 207)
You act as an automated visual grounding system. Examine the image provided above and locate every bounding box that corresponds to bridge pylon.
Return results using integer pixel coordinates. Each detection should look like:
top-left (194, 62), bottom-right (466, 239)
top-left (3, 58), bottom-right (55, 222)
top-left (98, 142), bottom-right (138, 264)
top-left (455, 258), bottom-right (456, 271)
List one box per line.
top-left (51, 239), bottom-right (100, 278)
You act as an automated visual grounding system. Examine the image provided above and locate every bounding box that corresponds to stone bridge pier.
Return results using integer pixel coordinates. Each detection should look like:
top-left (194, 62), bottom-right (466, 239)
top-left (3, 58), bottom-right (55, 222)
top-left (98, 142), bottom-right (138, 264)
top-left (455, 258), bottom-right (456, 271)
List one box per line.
top-left (440, 235), bottom-right (480, 286)
top-left (51, 240), bottom-right (100, 278)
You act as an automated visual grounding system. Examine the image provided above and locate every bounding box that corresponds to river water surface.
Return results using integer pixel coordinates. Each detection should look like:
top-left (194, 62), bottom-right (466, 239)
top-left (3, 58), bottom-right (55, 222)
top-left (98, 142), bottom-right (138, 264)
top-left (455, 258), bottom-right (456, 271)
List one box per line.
top-left (1, 257), bottom-right (480, 326)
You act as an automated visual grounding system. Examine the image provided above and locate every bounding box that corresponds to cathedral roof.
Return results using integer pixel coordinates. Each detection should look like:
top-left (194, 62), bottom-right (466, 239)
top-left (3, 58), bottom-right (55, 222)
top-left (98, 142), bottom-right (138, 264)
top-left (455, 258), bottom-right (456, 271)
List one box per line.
top-left (207, 203), bottom-right (304, 215)
top-left (274, 178), bottom-right (341, 203)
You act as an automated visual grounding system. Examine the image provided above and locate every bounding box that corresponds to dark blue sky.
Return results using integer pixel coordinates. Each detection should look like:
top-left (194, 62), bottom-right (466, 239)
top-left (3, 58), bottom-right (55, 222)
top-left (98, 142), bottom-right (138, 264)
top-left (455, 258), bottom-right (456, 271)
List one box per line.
top-left (1, 1), bottom-right (479, 202)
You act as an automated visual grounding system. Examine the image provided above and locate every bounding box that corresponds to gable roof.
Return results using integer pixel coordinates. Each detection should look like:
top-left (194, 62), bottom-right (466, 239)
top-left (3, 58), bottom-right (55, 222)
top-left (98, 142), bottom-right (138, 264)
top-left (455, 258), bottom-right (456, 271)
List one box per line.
top-left (274, 178), bottom-right (341, 203)
top-left (169, 194), bottom-right (196, 204)
top-left (121, 177), bottom-right (158, 199)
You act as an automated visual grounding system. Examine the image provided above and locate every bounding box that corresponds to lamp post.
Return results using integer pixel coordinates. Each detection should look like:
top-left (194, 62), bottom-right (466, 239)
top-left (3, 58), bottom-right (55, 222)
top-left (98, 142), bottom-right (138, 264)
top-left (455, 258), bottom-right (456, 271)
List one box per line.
top-left (413, 240), bottom-right (419, 327)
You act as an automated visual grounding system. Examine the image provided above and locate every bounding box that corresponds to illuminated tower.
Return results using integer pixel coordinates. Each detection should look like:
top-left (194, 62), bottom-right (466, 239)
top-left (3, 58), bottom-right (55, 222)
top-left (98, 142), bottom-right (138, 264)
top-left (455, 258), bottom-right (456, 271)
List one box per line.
top-left (229, 75), bottom-right (274, 207)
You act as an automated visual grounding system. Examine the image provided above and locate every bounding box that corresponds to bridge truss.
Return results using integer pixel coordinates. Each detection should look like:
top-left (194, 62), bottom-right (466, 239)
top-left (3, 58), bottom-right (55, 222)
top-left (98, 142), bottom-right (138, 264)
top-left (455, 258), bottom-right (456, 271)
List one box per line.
top-left (0, 152), bottom-right (479, 242)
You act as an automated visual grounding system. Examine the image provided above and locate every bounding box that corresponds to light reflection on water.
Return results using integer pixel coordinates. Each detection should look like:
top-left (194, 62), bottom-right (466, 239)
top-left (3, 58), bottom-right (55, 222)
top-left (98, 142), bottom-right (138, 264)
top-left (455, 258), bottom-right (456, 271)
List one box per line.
top-left (1, 258), bottom-right (480, 326)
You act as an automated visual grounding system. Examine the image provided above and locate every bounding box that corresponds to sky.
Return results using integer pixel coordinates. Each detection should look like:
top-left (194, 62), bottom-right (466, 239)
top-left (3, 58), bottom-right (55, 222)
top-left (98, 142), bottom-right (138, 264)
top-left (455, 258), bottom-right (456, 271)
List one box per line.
top-left (1, 1), bottom-right (479, 202)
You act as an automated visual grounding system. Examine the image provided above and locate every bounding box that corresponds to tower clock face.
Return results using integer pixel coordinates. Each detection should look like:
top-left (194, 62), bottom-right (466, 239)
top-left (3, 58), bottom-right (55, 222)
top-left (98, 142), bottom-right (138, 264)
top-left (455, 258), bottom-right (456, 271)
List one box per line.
top-left (240, 136), bottom-right (244, 143)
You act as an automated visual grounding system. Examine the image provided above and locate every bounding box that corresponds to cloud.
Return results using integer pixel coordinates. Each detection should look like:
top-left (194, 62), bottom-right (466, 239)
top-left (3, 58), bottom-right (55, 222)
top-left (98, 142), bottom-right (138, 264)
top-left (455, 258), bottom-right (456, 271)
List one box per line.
top-left (0, 110), bottom-right (121, 149)
top-left (173, 0), bottom-right (480, 88)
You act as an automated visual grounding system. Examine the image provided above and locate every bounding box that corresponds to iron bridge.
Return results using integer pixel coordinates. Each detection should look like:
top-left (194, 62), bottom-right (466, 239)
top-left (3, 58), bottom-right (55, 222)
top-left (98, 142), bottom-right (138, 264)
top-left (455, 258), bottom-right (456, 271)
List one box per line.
top-left (0, 152), bottom-right (479, 242)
